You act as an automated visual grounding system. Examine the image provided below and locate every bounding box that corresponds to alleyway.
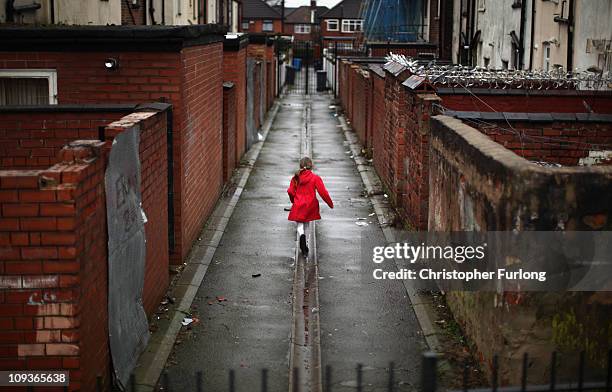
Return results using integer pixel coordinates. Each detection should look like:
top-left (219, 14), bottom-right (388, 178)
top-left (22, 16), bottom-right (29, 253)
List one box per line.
top-left (164, 79), bottom-right (427, 391)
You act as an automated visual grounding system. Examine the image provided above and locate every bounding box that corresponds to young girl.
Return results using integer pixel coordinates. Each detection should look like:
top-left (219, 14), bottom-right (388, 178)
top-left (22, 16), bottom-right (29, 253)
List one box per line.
top-left (287, 157), bottom-right (334, 257)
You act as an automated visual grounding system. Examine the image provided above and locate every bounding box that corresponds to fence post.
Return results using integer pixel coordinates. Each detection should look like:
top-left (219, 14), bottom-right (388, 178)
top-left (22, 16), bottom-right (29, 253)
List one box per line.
top-left (421, 352), bottom-right (437, 392)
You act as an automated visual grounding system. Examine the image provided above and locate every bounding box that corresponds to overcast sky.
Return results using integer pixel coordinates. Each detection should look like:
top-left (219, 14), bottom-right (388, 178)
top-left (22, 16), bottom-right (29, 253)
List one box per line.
top-left (283, 0), bottom-right (341, 9)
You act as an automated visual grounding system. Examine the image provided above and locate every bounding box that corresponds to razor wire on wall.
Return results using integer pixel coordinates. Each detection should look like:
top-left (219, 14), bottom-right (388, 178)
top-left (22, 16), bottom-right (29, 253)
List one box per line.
top-left (387, 53), bottom-right (612, 90)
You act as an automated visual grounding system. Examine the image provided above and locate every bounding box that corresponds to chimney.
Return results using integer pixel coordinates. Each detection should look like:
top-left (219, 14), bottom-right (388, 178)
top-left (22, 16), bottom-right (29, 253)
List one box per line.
top-left (310, 0), bottom-right (316, 23)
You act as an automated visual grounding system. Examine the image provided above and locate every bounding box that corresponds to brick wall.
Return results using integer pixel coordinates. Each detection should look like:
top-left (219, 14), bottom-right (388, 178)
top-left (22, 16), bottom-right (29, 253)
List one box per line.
top-left (0, 110), bottom-right (129, 170)
top-left (1, 108), bottom-right (170, 315)
top-left (104, 111), bottom-right (169, 315)
top-left (381, 67), bottom-right (411, 210)
top-left (178, 43), bottom-right (224, 263)
top-left (0, 109), bottom-right (169, 389)
top-left (121, 0), bottom-right (146, 25)
top-left (0, 41), bottom-right (225, 264)
top-left (344, 65), bottom-right (372, 149)
top-left (440, 91), bottom-right (612, 113)
top-left (428, 115), bottom-right (612, 384)
top-left (0, 52), bottom-right (183, 104)
top-left (402, 92), bottom-right (440, 230)
top-left (223, 41), bottom-right (248, 164)
top-left (462, 117), bottom-right (612, 166)
top-left (371, 72), bottom-right (387, 184)
top-left (0, 141), bottom-right (110, 390)
top-left (223, 83), bottom-right (238, 183)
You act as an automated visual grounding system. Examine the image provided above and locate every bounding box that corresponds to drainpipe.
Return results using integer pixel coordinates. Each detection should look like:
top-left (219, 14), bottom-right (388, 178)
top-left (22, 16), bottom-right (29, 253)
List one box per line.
top-left (162, 0), bottom-right (166, 24)
top-left (50, 0), bottom-right (55, 23)
top-left (518, 0), bottom-right (526, 69)
top-left (566, 0), bottom-right (575, 71)
top-left (166, 107), bottom-right (175, 255)
top-left (529, 0), bottom-right (535, 70)
top-left (458, 0), bottom-right (463, 63)
top-left (148, 0), bottom-right (157, 24)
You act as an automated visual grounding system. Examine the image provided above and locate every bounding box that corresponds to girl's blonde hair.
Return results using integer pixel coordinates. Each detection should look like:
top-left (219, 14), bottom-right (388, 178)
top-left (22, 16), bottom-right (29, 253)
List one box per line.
top-left (294, 157), bottom-right (313, 182)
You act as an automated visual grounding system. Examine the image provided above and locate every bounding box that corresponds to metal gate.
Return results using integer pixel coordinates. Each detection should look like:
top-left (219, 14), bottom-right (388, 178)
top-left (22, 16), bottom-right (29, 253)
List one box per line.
top-left (276, 40), bottom-right (319, 95)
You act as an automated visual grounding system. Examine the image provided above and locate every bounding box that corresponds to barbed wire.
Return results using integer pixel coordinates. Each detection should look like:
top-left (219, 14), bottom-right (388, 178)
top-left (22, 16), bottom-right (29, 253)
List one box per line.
top-left (386, 53), bottom-right (612, 90)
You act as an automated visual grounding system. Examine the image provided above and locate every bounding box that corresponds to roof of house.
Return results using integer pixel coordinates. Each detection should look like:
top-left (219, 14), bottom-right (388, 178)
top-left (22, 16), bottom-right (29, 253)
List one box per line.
top-left (242, 0), bottom-right (282, 19)
top-left (273, 6), bottom-right (298, 16)
top-left (285, 5), bottom-right (330, 24)
top-left (320, 0), bottom-right (363, 19)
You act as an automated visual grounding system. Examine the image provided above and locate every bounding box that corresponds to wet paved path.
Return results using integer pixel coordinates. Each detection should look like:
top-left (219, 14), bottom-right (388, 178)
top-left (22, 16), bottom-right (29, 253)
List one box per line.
top-left (166, 94), bottom-right (305, 391)
top-left (311, 94), bottom-right (426, 391)
top-left (165, 89), bottom-right (426, 391)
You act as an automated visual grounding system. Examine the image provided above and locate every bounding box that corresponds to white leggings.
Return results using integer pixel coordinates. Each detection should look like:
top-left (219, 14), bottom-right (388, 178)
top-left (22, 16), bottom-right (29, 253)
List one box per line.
top-left (297, 222), bottom-right (310, 238)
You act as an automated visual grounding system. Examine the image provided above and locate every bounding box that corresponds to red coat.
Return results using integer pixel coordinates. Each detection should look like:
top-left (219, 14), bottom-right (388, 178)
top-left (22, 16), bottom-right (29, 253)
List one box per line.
top-left (287, 169), bottom-right (333, 222)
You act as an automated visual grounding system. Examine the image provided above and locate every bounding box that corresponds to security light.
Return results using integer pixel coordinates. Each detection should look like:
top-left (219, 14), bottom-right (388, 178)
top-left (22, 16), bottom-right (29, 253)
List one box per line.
top-left (104, 58), bottom-right (119, 70)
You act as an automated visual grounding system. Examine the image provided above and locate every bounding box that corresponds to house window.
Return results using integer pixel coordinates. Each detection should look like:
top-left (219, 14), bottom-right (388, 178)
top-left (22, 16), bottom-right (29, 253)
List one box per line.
top-left (242, 20), bottom-right (250, 30)
top-left (544, 44), bottom-right (551, 71)
top-left (326, 19), bottom-right (339, 31)
top-left (294, 24), bottom-right (311, 34)
top-left (341, 19), bottom-right (362, 33)
top-left (478, 0), bottom-right (485, 11)
top-left (0, 69), bottom-right (58, 105)
top-left (262, 20), bottom-right (274, 31)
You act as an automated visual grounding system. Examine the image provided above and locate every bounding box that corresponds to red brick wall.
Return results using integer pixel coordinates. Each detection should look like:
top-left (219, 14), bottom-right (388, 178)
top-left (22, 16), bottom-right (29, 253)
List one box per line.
top-left (223, 45), bottom-right (248, 164)
top-left (0, 141), bottom-right (110, 390)
top-left (0, 111), bottom-right (127, 170)
top-left (121, 0), bottom-right (147, 25)
top-left (380, 68), bottom-right (410, 206)
top-left (441, 92), bottom-right (612, 114)
top-left (104, 111), bottom-right (170, 315)
top-left (469, 119), bottom-right (612, 166)
top-left (223, 84), bottom-right (238, 183)
top-left (371, 73), bottom-right (387, 182)
top-left (338, 60), bottom-right (350, 115)
top-left (178, 44), bottom-right (224, 263)
top-left (348, 68), bottom-right (372, 149)
top-left (0, 43), bottom-right (224, 263)
top-left (402, 93), bottom-right (440, 230)
top-left (0, 52), bottom-right (183, 104)
top-left (0, 109), bottom-right (169, 389)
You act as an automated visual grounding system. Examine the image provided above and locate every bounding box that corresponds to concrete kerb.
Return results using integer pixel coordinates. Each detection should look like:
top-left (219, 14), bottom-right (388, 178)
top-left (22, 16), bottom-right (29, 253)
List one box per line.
top-left (133, 100), bottom-right (282, 391)
top-left (335, 110), bottom-right (443, 354)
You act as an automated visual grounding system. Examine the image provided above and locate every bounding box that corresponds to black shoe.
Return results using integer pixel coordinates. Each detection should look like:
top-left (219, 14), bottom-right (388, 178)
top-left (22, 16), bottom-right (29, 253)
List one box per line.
top-left (299, 234), bottom-right (309, 257)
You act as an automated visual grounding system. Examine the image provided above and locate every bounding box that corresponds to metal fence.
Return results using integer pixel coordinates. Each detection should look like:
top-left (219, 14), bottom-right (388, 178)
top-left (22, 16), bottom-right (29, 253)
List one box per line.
top-left (90, 350), bottom-right (612, 391)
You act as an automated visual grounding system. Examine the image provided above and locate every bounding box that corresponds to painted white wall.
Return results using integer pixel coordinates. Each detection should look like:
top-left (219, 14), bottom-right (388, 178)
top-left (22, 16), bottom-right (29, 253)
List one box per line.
top-left (231, 0), bottom-right (239, 32)
top-left (451, 0), bottom-right (462, 64)
top-left (530, 0), bottom-right (569, 71)
top-left (573, 0), bottom-right (612, 73)
top-left (148, 0), bottom-right (198, 25)
top-left (207, 0), bottom-right (217, 24)
top-left (474, 0), bottom-right (523, 69)
top-left (0, 0), bottom-right (120, 25)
